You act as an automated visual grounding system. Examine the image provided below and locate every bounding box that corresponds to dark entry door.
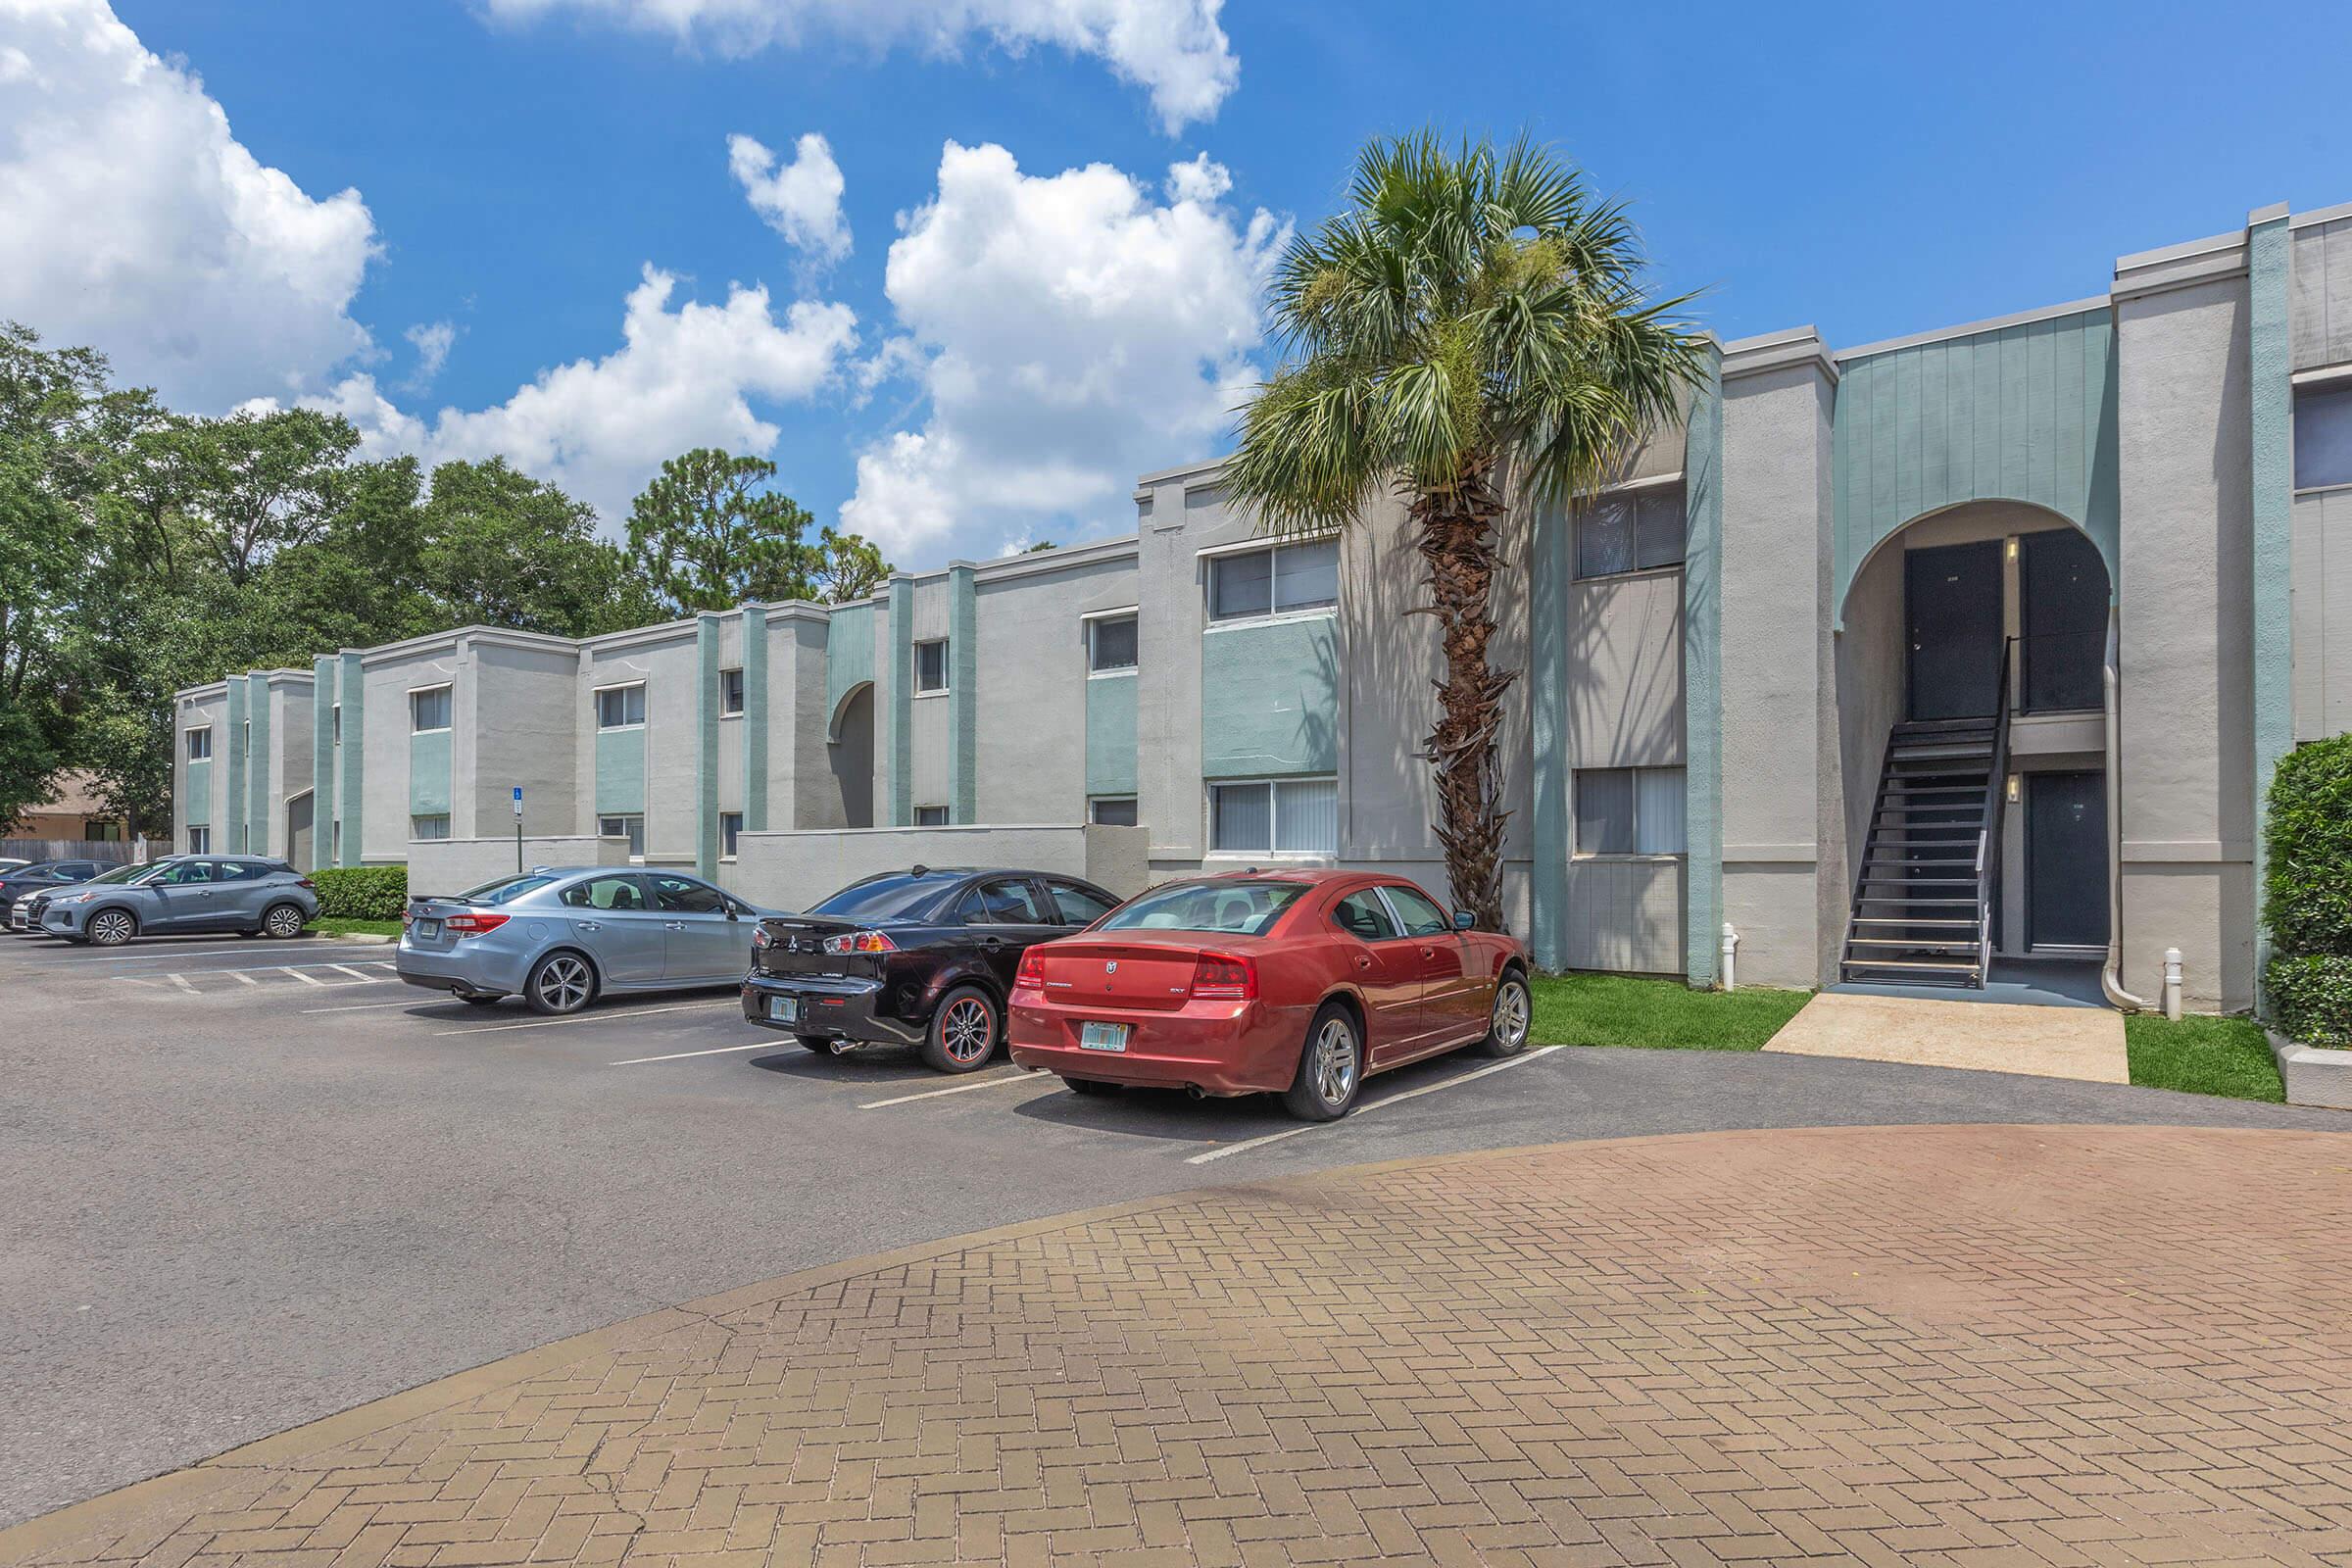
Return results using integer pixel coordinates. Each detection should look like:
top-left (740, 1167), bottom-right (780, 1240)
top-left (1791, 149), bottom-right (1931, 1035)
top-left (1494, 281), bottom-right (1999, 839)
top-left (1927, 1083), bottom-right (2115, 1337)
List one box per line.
top-left (1905, 540), bottom-right (2005, 720)
top-left (2027, 771), bottom-right (2109, 949)
top-left (2020, 528), bottom-right (2107, 711)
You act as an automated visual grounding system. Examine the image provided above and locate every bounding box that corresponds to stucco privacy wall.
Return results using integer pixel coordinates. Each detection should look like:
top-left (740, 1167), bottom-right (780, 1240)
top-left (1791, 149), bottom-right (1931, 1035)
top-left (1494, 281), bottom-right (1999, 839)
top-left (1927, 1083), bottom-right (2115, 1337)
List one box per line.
top-left (729, 824), bottom-right (1152, 907)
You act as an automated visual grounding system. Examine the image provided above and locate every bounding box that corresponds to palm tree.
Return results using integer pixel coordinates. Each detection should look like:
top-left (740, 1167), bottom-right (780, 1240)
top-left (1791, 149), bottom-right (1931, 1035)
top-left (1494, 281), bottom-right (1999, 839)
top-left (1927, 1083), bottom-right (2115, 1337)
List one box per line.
top-left (1225, 132), bottom-right (1706, 932)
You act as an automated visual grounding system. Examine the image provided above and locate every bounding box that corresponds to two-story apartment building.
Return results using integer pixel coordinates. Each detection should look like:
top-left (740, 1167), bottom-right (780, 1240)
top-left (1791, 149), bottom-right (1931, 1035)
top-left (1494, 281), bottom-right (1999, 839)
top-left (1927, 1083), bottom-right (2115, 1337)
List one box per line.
top-left (176, 197), bottom-right (2352, 1014)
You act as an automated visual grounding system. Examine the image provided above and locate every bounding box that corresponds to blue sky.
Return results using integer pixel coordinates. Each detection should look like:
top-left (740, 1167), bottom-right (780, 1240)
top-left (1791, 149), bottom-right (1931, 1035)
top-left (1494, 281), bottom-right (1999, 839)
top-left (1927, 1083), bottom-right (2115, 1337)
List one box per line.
top-left (14, 0), bottom-right (2351, 569)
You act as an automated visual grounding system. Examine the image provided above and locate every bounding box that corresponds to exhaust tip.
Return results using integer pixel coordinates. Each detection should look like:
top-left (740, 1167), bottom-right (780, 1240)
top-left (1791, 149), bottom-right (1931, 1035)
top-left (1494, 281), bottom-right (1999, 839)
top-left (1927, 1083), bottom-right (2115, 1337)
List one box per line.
top-left (1186, 1085), bottom-right (1205, 1100)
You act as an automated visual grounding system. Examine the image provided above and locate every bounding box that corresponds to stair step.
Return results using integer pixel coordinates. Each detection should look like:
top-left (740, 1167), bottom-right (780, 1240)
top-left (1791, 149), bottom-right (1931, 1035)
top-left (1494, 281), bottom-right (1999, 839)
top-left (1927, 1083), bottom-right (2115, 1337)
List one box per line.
top-left (1841, 957), bottom-right (1981, 973)
top-left (1845, 938), bottom-right (1984, 953)
top-left (1850, 916), bottom-right (1977, 926)
top-left (1894, 718), bottom-right (2000, 735)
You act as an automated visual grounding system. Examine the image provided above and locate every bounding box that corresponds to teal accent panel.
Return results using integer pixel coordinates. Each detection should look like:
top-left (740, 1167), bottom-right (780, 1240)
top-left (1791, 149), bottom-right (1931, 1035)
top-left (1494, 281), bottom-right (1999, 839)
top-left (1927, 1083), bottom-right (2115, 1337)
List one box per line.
top-left (695, 614), bottom-right (720, 878)
top-left (1529, 496), bottom-right (1570, 969)
top-left (1085, 675), bottom-right (1139, 797)
top-left (245, 674), bottom-right (271, 854)
top-left (595, 728), bottom-right (645, 813)
top-left (223, 677), bottom-right (247, 855)
top-left (887, 578), bottom-right (913, 826)
top-left (183, 760), bottom-right (212, 827)
top-left (743, 605), bottom-right (769, 832)
top-left (1200, 617), bottom-right (1339, 778)
top-left (2251, 210), bottom-right (2294, 1000)
top-left (1683, 350), bottom-right (1726, 986)
top-left (948, 565), bottom-right (976, 823)
top-left (824, 600), bottom-right (875, 733)
top-left (408, 728), bottom-right (452, 816)
top-left (337, 653), bottom-right (364, 865)
top-left (1833, 306), bottom-right (2119, 620)
top-left (312, 656), bottom-right (335, 837)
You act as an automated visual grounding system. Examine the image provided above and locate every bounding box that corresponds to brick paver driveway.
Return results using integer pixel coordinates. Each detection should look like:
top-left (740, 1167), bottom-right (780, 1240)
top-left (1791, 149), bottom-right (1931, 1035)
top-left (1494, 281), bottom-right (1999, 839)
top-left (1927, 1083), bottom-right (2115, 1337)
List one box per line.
top-left (13, 1123), bottom-right (2352, 1567)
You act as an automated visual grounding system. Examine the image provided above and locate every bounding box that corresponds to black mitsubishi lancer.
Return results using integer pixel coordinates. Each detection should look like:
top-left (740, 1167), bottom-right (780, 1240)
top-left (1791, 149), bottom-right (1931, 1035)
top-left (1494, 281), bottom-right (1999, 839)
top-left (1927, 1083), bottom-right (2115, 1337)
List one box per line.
top-left (741, 866), bottom-right (1121, 1074)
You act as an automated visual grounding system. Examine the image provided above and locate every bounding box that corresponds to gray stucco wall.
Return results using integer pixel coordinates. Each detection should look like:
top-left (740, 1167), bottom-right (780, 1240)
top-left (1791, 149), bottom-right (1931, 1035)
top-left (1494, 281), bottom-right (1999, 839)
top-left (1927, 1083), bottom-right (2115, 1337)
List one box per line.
top-left (472, 641), bottom-right (579, 846)
top-left (2288, 210), bottom-right (2352, 371)
top-left (2293, 486), bottom-right (2352, 740)
top-left (971, 549), bottom-right (1138, 824)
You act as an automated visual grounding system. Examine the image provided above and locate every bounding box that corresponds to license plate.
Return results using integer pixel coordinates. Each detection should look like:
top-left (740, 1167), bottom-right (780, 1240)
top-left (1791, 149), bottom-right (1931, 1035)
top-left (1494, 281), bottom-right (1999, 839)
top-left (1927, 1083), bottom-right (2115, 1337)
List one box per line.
top-left (414, 919), bottom-right (441, 940)
top-left (1079, 1021), bottom-right (1128, 1053)
top-left (768, 996), bottom-right (800, 1024)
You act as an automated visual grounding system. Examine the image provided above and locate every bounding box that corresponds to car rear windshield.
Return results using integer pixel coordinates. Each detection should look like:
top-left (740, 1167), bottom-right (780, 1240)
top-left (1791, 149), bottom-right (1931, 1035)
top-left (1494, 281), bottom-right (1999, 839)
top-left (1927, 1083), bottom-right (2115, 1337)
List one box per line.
top-left (808, 874), bottom-right (957, 922)
top-left (1095, 880), bottom-right (1307, 938)
top-left (454, 874), bottom-right (557, 906)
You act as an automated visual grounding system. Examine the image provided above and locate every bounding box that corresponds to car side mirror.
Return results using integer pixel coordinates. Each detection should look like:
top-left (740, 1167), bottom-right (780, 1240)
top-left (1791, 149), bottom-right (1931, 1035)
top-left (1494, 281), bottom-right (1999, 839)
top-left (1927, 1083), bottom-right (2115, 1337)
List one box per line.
top-left (1453, 909), bottom-right (1476, 931)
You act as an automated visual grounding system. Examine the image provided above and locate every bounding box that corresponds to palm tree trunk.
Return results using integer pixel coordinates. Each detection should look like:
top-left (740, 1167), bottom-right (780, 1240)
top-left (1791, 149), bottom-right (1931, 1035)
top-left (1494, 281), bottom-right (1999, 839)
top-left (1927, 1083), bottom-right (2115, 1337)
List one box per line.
top-left (1412, 463), bottom-right (1515, 932)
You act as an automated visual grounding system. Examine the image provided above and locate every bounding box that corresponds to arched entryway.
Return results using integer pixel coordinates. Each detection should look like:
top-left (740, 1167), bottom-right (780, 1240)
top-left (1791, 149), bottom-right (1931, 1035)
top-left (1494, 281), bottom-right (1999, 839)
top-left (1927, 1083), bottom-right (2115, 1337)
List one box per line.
top-left (829, 682), bottom-right (875, 829)
top-left (1834, 500), bottom-right (2115, 990)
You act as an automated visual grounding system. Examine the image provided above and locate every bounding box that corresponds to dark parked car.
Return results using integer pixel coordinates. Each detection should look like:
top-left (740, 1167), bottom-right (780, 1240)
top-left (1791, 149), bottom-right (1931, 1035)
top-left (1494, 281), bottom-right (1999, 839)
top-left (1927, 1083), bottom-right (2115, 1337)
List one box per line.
top-left (741, 866), bottom-right (1121, 1073)
top-left (1, 858), bottom-right (121, 928)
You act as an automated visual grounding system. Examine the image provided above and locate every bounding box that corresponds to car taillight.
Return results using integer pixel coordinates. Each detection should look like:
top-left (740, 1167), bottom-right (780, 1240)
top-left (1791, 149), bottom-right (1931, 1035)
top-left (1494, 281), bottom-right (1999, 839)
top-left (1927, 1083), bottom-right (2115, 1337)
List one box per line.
top-left (295, 878), bottom-right (316, 890)
top-left (821, 930), bottom-right (897, 955)
top-left (445, 912), bottom-right (511, 937)
top-left (1012, 949), bottom-right (1046, 993)
top-left (752, 924), bottom-right (773, 950)
top-left (401, 908), bottom-right (414, 926)
top-left (1189, 952), bottom-right (1255, 1002)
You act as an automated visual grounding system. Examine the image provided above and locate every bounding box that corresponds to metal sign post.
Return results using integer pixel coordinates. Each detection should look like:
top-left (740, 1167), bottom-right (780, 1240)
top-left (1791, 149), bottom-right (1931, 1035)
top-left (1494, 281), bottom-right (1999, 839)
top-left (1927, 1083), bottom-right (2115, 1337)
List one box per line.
top-left (513, 786), bottom-right (524, 872)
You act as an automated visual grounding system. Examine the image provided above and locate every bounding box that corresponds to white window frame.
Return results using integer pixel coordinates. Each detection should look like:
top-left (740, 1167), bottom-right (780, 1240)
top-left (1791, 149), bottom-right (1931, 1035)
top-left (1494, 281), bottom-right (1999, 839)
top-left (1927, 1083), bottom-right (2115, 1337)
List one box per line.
top-left (913, 805), bottom-right (951, 826)
top-left (719, 810), bottom-right (744, 860)
top-left (1573, 473), bottom-right (1687, 582)
top-left (1088, 795), bottom-right (1140, 827)
top-left (2292, 366), bottom-right (2352, 495)
top-left (718, 666), bottom-right (746, 717)
top-left (1203, 775), bottom-right (1340, 859)
top-left (330, 704), bottom-right (341, 745)
top-left (185, 725), bottom-right (213, 761)
top-left (597, 812), bottom-right (646, 859)
top-left (594, 680), bottom-right (647, 731)
top-left (186, 825), bottom-right (212, 855)
top-left (1083, 609), bottom-right (1140, 677)
top-left (912, 639), bottom-right (950, 697)
top-left (1571, 764), bottom-right (1688, 859)
top-left (409, 684), bottom-right (453, 735)
top-left (1200, 535), bottom-right (1342, 630)
top-left (410, 813), bottom-right (452, 842)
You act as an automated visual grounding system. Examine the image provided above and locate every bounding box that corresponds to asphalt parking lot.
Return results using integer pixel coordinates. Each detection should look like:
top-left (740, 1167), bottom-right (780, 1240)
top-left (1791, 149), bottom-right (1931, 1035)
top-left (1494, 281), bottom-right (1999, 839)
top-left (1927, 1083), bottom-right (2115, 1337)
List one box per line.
top-left (4, 926), bottom-right (2346, 1529)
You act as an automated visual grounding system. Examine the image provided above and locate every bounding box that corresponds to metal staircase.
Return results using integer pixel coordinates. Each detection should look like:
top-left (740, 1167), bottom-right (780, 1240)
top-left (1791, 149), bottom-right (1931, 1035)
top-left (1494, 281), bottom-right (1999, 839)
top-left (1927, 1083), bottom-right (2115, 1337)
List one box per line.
top-left (1840, 641), bottom-right (2014, 988)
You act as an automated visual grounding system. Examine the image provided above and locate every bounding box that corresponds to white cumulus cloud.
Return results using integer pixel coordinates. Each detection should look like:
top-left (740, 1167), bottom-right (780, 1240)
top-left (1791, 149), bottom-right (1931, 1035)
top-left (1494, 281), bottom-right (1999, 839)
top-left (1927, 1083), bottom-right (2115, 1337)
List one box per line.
top-left (728, 131), bottom-right (851, 263)
top-left (0, 0), bottom-right (376, 409)
top-left (297, 267), bottom-right (858, 527)
top-left (481, 0), bottom-right (1238, 131)
top-left (404, 319), bottom-right (458, 388)
top-left (839, 140), bottom-right (1283, 559)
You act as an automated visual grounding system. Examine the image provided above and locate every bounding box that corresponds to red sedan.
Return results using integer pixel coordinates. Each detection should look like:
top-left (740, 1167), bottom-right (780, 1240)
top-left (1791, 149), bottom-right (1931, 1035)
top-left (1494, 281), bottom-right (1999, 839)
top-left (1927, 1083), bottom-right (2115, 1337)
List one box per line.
top-left (1006, 869), bottom-right (1533, 1120)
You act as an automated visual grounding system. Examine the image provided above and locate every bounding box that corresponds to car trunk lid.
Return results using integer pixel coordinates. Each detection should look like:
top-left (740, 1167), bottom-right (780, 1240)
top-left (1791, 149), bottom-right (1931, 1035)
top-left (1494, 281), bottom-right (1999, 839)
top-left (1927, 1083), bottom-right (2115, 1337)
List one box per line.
top-left (1026, 938), bottom-right (1219, 1011)
top-left (752, 914), bottom-right (898, 981)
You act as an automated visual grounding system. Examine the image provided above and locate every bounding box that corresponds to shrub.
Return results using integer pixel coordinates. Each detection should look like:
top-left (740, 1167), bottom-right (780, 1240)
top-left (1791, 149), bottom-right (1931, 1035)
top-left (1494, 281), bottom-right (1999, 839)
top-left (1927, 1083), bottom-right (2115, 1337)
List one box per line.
top-left (311, 864), bottom-right (408, 921)
top-left (2265, 734), bottom-right (2352, 1045)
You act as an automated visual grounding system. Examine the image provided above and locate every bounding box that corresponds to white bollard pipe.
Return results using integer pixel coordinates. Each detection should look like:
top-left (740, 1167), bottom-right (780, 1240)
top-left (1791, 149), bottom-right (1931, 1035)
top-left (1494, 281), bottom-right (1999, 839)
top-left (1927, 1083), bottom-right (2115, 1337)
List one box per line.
top-left (1721, 922), bottom-right (1740, 993)
top-left (2163, 948), bottom-right (2183, 1021)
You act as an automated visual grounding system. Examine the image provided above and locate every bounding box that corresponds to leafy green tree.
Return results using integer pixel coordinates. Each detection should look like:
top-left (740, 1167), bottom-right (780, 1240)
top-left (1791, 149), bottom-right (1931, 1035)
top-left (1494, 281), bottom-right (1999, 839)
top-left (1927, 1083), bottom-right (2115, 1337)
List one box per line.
top-left (810, 526), bottom-right (891, 603)
top-left (161, 408), bottom-right (362, 586)
top-left (1224, 134), bottom-right (1705, 930)
top-left (420, 458), bottom-right (659, 635)
top-left (626, 448), bottom-right (819, 612)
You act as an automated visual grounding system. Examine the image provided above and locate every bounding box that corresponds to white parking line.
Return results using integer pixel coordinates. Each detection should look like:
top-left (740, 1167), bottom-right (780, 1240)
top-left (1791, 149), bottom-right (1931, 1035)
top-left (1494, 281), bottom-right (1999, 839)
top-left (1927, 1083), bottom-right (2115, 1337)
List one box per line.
top-left (230, 970), bottom-right (259, 986)
top-left (858, 1070), bottom-right (1034, 1109)
top-left (302, 998), bottom-right (445, 1014)
top-left (326, 963), bottom-right (375, 981)
top-left (432, 1000), bottom-right (737, 1038)
top-left (610, 1041), bottom-right (777, 1066)
top-left (1184, 1046), bottom-right (1563, 1165)
top-left (169, 972), bottom-right (198, 996)
top-left (279, 966), bottom-right (328, 988)
top-left (113, 959), bottom-right (368, 980)
top-left (61, 943), bottom-right (352, 963)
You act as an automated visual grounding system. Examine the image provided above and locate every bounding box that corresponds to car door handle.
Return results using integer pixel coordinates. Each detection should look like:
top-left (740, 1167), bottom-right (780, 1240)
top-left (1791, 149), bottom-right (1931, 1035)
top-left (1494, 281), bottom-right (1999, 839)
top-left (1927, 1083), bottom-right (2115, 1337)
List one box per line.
top-left (663, 921), bottom-right (685, 931)
top-left (980, 936), bottom-right (1004, 951)
top-left (1419, 946), bottom-right (1436, 957)
top-left (1356, 955), bottom-right (1372, 969)
top-left (577, 921), bottom-right (602, 932)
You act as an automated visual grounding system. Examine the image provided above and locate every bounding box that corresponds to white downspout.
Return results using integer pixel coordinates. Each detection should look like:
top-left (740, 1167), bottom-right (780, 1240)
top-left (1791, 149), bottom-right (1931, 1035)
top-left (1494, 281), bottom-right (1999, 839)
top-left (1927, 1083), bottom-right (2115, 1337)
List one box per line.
top-left (2101, 607), bottom-right (2154, 1011)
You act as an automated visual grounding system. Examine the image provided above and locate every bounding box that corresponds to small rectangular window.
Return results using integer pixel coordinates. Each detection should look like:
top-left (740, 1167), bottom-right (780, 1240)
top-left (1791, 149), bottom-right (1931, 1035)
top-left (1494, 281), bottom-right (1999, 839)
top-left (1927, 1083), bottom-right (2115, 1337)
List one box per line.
top-left (1089, 796), bottom-right (1139, 826)
top-left (914, 639), bottom-right (949, 695)
top-left (1573, 766), bottom-right (1686, 856)
top-left (720, 810), bottom-right (743, 858)
top-left (1208, 777), bottom-right (1338, 855)
top-left (1209, 550), bottom-right (1273, 620)
top-left (411, 686), bottom-right (452, 733)
top-left (1577, 485), bottom-right (1686, 578)
top-left (914, 805), bottom-right (950, 826)
top-left (1088, 615), bottom-right (1138, 673)
top-left (2296, 382), bottom-right (2352, 490)
top-left (595, 684), bottom-right (646, 729)
top-left (187, 826), bottom-right (211, 855)
top-left (597, 813), bottom-right (645, 857)
top-left (330, 705), bottom-right (341, 744)
top-left (719, 667), bottom-right (745, 715)
top-left (1208, 539), bottom-right (1340, 623)
top-left (410, 814), bottom-right (451, 841)
top-left (185, 727), bottom-right (212, 761)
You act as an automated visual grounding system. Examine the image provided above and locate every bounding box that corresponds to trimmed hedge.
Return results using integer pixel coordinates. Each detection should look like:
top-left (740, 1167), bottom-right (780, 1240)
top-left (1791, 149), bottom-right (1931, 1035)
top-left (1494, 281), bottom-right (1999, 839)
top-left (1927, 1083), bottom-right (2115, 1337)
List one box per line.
top-left (2265, 733), bottom-right (2352, 1045)
top-left (311, 864), bottom-right (408, 922)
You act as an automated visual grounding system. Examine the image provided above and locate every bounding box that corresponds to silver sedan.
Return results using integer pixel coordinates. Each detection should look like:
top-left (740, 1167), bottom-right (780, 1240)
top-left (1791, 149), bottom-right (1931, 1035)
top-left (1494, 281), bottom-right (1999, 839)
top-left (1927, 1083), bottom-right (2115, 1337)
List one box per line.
top-left (397, 867), bottom-right (773, 1014)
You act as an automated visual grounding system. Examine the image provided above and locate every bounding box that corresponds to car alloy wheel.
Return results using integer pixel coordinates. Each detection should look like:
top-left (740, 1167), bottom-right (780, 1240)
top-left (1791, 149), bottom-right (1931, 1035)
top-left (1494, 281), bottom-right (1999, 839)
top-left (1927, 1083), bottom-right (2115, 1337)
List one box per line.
top-left (264, 903), bottom-right (305, 939)
top-left (88, 910), bottom-right (135, 948)
top-left (1480, 974), bottom-right (1531, 1057)
top-left (1285, 1005), bottom-right (1361, 1121)
top-left (530, 954), bottom-right (594, 1014)
top-left (920, 985), bottom-right (1000, 1074)
top-left (1312, 1017), bottom-right (1357, 1102)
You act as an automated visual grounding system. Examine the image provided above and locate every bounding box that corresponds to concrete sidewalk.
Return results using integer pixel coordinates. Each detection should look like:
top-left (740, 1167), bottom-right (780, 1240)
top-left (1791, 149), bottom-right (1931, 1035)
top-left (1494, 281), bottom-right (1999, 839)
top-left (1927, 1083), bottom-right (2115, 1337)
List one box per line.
top-left (1765, 989), bottom-right (2130, 1082)
top-left (10, 1124), bottom-right (2350, 1568)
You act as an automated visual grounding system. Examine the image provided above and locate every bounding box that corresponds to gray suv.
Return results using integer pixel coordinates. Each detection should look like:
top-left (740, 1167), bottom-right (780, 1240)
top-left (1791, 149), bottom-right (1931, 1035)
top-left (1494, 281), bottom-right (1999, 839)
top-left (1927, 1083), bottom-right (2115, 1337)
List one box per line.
top-left (38, 857), bottom-right (319, 946)
top-left (398, 867), bottom-right (772, 1014)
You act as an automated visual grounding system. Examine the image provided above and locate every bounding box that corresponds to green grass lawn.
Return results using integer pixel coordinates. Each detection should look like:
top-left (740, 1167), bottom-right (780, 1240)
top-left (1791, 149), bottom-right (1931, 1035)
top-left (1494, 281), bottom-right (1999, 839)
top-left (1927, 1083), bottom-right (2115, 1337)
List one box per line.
top-left (1528, 973), bottom-right (1811, 1052)
top-left (2124, 1013), bottom-right (2284, 1102)
top-left (306, 917), bottom-right (404, 939)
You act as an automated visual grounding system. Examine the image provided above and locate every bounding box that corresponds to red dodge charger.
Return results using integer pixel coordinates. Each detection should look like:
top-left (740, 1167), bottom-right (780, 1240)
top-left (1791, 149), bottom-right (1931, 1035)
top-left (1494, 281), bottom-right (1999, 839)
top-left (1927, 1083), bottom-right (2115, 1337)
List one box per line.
top-left (1006, 869), bottom-right (1532, 1120)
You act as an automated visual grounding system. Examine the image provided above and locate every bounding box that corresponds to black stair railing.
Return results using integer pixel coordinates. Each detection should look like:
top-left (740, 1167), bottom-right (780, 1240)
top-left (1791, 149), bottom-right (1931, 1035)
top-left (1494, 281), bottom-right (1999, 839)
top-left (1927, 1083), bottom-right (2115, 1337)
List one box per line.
top-left (1972, 637), bottom-right (2017, 988)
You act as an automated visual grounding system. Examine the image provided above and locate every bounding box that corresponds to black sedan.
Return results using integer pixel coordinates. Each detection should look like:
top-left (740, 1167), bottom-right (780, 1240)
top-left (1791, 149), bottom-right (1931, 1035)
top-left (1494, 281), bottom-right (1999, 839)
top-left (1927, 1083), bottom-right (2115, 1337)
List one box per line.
top-left (4, 858), bottom-right (122, 930)
top-left (742, 866), bottom-right (1120, 1073)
